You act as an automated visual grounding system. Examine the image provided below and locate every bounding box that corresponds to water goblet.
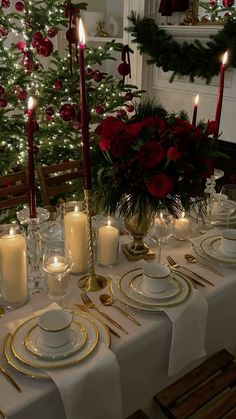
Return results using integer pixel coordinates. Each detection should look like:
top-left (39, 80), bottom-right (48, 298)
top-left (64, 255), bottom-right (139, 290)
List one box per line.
top-left (219, 184), bottom-right (236, 228)
top-left (42, 244), bottom-right (73, 307)
top-left (149, 210), bottom-right (174, 263)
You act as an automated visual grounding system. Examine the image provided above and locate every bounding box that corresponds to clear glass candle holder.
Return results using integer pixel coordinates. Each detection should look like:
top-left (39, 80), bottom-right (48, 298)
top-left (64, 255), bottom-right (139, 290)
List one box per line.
top-left (62, 201), bottom-right (88, 274)
top-left (174, 212), bottom-right (191, 241)
top-left (96, 216), bottom-right (119, 267)
top-left (0, 224), bottom-right (28, 309)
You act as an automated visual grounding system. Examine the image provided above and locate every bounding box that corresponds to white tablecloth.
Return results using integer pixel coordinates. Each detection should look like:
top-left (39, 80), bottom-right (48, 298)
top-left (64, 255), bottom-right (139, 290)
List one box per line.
top-left (1, 236), bottom-right (236, 419)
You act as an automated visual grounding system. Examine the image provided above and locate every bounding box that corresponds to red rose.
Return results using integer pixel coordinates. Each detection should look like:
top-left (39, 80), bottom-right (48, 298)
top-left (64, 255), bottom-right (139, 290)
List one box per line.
top-left (167, 146), bottom-right (182, 161)
top-left (111, 138), bottom-right (129, 158)
top-left (141, 116), bottom-right (167, 134)
top-left (147, 173), bottom-right (173, 197)
top-left (95, 116), bottom-right (125, 137)
top-left (138, 140), bottom-right (166, 169)
top-left (174, 118), bottom-right (192, 129)
top-left (99, 137), bottom-right (110, 151)
top-left (206, 119), bottom-right (218, 136)
top-left (126, 121), bottom-right (143, 137)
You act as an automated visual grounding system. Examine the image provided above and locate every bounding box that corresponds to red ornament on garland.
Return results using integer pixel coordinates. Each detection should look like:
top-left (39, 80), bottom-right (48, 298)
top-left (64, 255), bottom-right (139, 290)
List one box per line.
top-left (1, 0), bottom-right (10, 8)
top-left (86, 68), bottom-right (94, 78)
top-left (0, 98), bottom-right (7, 107)
top-left (66, 27), bottom-right (78, 44)
top-left (47, 27), bottom-right (58, 38)
top-left (16, 41), bottom-right (26, 51)
top-left (126, 105), bottom-right (134, 113)
top-left (36, 38), bottom-right (54, 57)
top-left (0, 86), bottom-right (6, 95)
top-left (15, 1), bottom-right (24, 11)
top-left (124, 90), bottom-right (133, 101)
top-left (53, 80), bottom-right (63, 90)
top-left (118, 62), bottom-right (130, 77)
top-left (59, 103), bottom-right (77, 122)
top-left (95, 105), bottom-right (104, 115)
top-left (31, 31), bottom-right (43, 47)
top-left (223, 0), bottom-right (234, 6)
top-left (16, 90), bottom-right (27, 100)
top-left (0, 28), bottom-right (8, 37)
top-left (93, 70), bottom-right (103, 82)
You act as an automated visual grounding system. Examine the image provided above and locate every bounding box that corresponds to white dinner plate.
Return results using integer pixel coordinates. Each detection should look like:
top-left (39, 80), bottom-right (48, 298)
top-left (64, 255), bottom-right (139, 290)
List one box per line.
top-left (190, 200), bottom-right (236, 226)
top-left (4, 311), bottom-right (110, 379)
top-left (200, 235), bottom-right (236, 264)
top-left (10, 314), bottom-right (98, 369)
top-left (110, 268), bottom-right (192, 312)
top-left (25, 320), bottom-right (87, 360)
top-left (130, 275), bottom-right (181, 300)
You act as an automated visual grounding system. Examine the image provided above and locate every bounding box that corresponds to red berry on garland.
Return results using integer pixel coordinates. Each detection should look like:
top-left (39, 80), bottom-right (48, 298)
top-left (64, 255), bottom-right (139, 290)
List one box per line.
top-left (124, 90), bottom-right (133, 101)
top-left (47, 27), bottom-right (58, 38)
top-left (118, 62), bottom-right (130, 76)
top-left (126, 105), bottom-right (134, 113)
top-left (93, 70), bottom-right (103, 82)
top-left (0, 86), bottom-right (5, 95)
top-left (59, 103), bottom-right (77, 122)
top-left (16, 41), bottom-right (26, 51)
top-left (0, 98), bottom-right (7, 107)
top-left (223, 0), bottom-right (234, 6)
top-left (86, 68), bottom-right (94, 78)
top-left (32, 62), bottom-right (39, 70)
top-left (117, 109), bottom-right (127, 118)
top-left (53, 80), bottom-right (63, 90)
top-left (36, 38), bottom-right (54, 57)
top-left (1, 0), bottom-right (10, 8)
top-left (15, 1), bottom-right (24, 11)
top-left (95, 105), bottom-right (104, 115)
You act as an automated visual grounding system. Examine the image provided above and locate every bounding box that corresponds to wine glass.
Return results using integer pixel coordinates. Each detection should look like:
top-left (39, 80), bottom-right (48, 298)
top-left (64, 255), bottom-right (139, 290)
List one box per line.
top-left (219, 184), bottom-right (236, 228)
top-left (42, 244), bottom-right (73, 307)
top-left (149, 210), bottom-right (174, 263)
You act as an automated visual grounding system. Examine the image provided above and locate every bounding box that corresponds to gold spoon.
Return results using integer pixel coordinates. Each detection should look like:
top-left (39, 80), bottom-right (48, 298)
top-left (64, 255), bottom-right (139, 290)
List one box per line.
top-left (184, 253), bottom-right (224, 277)
top-left (99, 294), bottom-right (141, 326)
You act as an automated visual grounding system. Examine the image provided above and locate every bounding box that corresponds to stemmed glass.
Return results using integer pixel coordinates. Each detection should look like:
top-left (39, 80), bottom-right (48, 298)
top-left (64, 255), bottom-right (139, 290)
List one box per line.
top-left (42, 244), bottom-right (73, 307)
top-left (149, 210), bottom-right (174, 263)
top-left (219, 184), bottom-right (236, 228)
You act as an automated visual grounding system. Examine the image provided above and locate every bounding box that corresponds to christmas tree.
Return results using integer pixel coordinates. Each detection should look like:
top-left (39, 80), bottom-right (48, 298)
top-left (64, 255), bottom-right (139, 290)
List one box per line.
top-left (0, 0), bottom-right (141, 175)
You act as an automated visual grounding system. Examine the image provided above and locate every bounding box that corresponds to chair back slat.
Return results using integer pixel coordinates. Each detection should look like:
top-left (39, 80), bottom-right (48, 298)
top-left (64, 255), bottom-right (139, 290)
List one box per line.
top-left (0, 170), bottom-right (28, 210)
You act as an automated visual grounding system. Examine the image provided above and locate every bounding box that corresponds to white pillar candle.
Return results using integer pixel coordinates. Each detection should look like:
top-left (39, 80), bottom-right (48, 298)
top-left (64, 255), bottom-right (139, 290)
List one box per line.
top-left (97, 221), bottom-right (119, 266)
top-left (64, 207), bottom-right (88, 273)
top-left (0, 228), bottom-right (27, 304)
top-left (174, 212), bottom-right (191, 240)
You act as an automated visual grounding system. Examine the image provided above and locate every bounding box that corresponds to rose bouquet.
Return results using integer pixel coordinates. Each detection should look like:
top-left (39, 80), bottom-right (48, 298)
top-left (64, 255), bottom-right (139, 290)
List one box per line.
top-left (91, 101), bottom-right (223, 218)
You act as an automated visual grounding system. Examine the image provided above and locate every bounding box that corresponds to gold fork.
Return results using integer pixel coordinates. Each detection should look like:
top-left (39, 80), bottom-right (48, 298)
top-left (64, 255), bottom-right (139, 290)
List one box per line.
top-left (166, 255), bottom-right (214, 286)
top-left (81, 292), bottom-right (129, 335)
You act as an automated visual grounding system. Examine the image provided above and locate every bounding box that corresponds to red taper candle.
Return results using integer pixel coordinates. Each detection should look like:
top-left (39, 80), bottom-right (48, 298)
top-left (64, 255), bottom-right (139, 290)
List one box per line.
top-left (78, 18), bottom-right (92, 190)
top-left (27, 96), bottom-right (37, 218)
top-left (192, 94), bottom-right (199, 127)
top-left (214, 51), bottom-right (228, 138)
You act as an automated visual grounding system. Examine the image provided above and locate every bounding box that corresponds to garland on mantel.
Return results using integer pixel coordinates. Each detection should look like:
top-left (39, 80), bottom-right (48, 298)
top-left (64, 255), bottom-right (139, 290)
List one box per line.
top-left (126, 12), bottom-right (236, 82)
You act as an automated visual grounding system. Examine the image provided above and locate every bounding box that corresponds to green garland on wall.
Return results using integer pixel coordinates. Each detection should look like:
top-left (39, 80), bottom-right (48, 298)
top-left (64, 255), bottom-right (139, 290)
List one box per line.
top-left (126, 12), bottom-right (236, 82)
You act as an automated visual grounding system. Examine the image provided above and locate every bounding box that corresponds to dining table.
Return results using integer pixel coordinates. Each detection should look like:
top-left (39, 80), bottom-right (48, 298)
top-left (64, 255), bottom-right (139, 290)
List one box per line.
top-left (1, 228), bottom-right (236, 419)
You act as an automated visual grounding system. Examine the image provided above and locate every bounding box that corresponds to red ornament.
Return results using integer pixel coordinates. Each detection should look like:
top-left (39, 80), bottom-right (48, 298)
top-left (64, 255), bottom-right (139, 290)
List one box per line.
top-left (93, 70), bottom-right (103, 83)
top-left (126, 105), bottom-right (134, 113)
top-left (15, 1), bottom-right (24, 11)
top-left (16, 90), bottom-right (27, 100)
top-left (1, 0), bottom-right (10, 8)
top-left (118, 62), bottom-right (130, 77)
top-left (32, 62), bottom-right (39, 70)
top-left (0, 86), bottom-right (6, 95)
top-left (16, 41), bottom-right (26, 51)
top-left (117, 109), bottom-right (127, 118)
top-left (47, 27), bottom-right (58, 38)
top-left (45, 106), bottom-right (54, 115)
top-left (59, 103), bottom-right (77, 122)
top-left (0, 98), bottom-right (7, 107)
top-left (53, 80), bottom-right (63, 90)
top-left (95, 105), bottom-right (104, 115)
top-left (73, 121), bottom-right (81, 130)
top-left (66, 27), bottom-right (78, 44)
top-left (223, 0), bottom-right (234, 6)
top-left (0, 28), bottom-right (8, 37)
top-left (36, 38), bottom-right (53, 57)
top-left (210, 0), bottom-right (216, 5)
top-left (86, 68), bottom-right (94, 78)
top-left (124, 90), bottom-right (133, 101)
top-left (31, 31), bottom-right (43, 47)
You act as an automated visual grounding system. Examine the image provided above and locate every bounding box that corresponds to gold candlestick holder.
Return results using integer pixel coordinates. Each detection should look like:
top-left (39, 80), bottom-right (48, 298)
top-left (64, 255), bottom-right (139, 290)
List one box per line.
top-left (78, 189), bottom-right (107, 292)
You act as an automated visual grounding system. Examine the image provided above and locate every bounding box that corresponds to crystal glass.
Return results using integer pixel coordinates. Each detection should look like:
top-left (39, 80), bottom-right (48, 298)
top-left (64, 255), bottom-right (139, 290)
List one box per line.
top-left (220, 184), bottom-right (236, 202)
top-left (17, 206), bottom-right (50, 295)
top-left (0, 224), bottom-right (28, 309)
top-left (96, 216), bottom-right (119, 267)
top-left (42, 244), bottom-right (73, 306)
top-left (149, 210), bottom-right (174, 262)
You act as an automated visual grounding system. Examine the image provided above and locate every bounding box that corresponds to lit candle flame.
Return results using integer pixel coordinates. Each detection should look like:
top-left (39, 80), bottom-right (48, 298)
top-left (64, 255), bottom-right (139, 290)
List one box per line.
top-left (107, 219), bottom-right (111, 226)
top-left (9, 228), bottom-right (14, 236)
top-left (160, 212), bottom-right (164, 219)
top-left (194, 94), bottom-right (199, 106)
top-left (28, 96), bottom-right (35, 110)
top-left (78, 18), bottom-right (85, 46)
top-left (53, 256), bottom-right (58, 265)
top-left (181, 211), bottom-right (185, 218)
top-left (222, 51), bottom-right (228, 66)
top-left (75, 205), bottom-right (78, 213)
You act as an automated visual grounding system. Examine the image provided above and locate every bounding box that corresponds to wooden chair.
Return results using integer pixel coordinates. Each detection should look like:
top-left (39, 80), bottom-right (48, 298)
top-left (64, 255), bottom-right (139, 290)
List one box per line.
top-left (155, 349), bottom-right (236, 419)
top-left (37, 160), bottom-right (83, 205)
top-left (0, 169), bottom-right (29, 210)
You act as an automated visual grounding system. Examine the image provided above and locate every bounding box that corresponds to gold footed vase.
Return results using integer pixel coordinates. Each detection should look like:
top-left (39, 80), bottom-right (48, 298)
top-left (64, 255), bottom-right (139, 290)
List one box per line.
top-left (123, 210), bottom-right (154, 258)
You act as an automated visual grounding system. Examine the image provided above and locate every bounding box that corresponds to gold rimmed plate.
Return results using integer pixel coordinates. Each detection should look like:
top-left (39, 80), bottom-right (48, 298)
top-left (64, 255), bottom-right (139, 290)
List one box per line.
top-left (25, 320), bottom-right (87, 361)
top-left (110, 268), bottom-right (192, 312)
top-left (130, 274), bottom-right (181, 301)
top-left (200, 235), bottom-right (236, 264)
top-left (10, 315), bottom-right (98, 370)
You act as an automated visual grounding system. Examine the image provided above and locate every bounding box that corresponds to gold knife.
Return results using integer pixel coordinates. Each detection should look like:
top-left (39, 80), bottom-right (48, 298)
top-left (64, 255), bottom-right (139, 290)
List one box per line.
top-left (75, 304), bottom-right (121, 338)
top-left (0, 365), bottom-right (22, 393)
top-left (180, 266), bottom-right (215, 286)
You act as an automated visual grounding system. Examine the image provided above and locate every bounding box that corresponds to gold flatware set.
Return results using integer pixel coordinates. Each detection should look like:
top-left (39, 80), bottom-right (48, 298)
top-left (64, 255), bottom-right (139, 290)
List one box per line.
top-left (166, 255), bottom-right (215, 287)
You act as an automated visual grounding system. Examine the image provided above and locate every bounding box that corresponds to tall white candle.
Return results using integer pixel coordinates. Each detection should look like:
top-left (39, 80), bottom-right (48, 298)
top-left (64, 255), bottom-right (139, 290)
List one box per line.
top-left (0, 228), bottom-right (27, 304)
top-left (64, 207), bottom-right (88, 273)
top-left (97, 221), bottom-right (119, 266)
top-left (174, 212), bottom-right (191, 240)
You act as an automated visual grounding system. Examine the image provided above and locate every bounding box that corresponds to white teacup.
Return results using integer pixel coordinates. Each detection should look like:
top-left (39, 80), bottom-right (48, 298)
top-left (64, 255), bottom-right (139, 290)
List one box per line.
top-left (222, 229), bottom-right (236, 255)
top-left (143, 262), bottom-right (170, 294)
top-left (38, 309), bottom-right (73, 348)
